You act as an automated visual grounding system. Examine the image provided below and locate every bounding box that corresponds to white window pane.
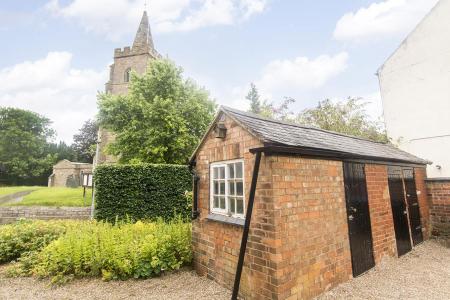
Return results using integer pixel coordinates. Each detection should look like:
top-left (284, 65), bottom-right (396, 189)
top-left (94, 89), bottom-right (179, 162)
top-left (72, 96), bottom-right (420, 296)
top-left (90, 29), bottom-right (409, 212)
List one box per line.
top-left (214, 181), bottom-right (219, 194)
top-left (213, 168), bottom-right (218, 179)
top-left (236, 198), bottom-right (244, 214)
top-left (228, 164), bottom-right (235, 178)
top-left (236, 181), bottom-right (243, 196)
top-left (220, 182), bottom-right (225, 194)
top-left (229, 197), bottom-right (235, 214)
top-left (229, 182), bottom-right (235, 195)
top-left (219, 167), bottom-right (225, 179)
top-left (235, 162), bottom-right (243, 178)
top-left (213, 196), bottom-right (219, 208)
top-left (219, 197), bottom-right (226, 209)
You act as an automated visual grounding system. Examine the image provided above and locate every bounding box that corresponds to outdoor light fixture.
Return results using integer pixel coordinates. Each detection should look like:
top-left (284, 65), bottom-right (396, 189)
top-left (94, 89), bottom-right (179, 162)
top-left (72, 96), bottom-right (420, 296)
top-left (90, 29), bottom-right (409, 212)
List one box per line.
top-left (214, 123), bottom-right (227, 139)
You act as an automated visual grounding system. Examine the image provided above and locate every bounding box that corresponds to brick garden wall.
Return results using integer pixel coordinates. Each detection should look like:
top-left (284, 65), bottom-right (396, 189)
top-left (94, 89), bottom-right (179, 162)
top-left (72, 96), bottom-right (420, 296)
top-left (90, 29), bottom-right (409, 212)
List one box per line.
top-left (0, 207), bottom-right (91, 224)
top-left (365, 165), bottom-right (397, 263)
top-left (426, 179), bottom-right (450, 238)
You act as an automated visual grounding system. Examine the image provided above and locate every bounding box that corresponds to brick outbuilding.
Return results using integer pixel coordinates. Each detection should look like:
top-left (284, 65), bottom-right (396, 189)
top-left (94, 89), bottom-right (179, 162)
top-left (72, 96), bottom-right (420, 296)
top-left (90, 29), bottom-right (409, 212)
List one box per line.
top-left (189, 107), bottom-right (430, 299)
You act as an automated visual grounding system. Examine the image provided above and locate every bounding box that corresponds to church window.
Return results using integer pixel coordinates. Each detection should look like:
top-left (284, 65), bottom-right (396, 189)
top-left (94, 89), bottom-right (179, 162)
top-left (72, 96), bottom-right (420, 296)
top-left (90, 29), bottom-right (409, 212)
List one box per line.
top-left (124, 68), bottom-right (132, 82)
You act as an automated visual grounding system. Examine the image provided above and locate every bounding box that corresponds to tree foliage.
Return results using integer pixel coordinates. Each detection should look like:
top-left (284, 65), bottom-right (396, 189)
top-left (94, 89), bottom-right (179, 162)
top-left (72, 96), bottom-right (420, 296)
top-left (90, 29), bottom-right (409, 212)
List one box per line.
top-left (245, 84), bottom-right (389, 143)
top-left (46, 142), bottom-right (77, 162)
top-left (97, 59), bottom-right (216, 164)
top-left (72, 119), bottom-right (98, 163)
top-left (297, 98), bottom-right (389, 143)
top-left (246, 83), bottom-right (262, 114)
top-left (0, 107), bottom-right (56, 184)
top-left (246, 84), bottom-right (295, 120)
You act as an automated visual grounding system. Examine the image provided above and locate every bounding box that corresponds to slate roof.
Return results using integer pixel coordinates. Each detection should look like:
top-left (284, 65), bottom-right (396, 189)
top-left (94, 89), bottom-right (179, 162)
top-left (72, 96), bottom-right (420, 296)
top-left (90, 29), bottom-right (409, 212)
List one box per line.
top-left (219, 106), bottom-right (429, 165)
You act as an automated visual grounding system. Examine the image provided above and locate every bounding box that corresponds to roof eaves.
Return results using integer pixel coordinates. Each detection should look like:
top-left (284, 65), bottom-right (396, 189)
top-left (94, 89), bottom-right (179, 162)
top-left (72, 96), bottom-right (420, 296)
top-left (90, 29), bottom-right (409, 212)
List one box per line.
top-left (258, 143), bottom-right (430, 166)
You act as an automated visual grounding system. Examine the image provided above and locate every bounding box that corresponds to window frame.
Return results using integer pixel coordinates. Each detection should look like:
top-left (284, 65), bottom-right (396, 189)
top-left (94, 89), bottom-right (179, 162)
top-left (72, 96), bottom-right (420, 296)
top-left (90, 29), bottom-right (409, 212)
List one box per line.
top-left (210, 159), bottom-right (245, 219)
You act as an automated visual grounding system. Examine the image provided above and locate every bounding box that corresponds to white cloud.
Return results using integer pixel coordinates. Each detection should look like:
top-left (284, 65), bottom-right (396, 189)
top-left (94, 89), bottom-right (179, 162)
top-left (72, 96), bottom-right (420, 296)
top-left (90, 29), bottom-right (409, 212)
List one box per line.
top-left (0, 52), bottom-right (107, 143)
top-left (45, 0), bottom-right (267, 40)
top-left (334, 0), bottom-right (439, 42)
top-left (209, 52), bottom-right (349, 112)
top-left (255, 52), bottom-right (349, 99)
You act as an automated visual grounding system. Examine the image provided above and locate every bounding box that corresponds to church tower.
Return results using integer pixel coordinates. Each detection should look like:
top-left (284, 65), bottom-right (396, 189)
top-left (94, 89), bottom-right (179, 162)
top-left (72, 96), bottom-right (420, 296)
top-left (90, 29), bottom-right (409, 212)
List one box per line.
top-left (96, 11), bottom-right (160, 164)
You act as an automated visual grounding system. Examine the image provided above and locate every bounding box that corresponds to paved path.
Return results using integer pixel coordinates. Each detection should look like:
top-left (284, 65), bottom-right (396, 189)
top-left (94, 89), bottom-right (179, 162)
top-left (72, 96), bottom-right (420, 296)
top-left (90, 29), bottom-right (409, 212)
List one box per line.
top-left (317, 241), bottom-right (450, 300)
top-left (0, 190), bottom-right (35, 205)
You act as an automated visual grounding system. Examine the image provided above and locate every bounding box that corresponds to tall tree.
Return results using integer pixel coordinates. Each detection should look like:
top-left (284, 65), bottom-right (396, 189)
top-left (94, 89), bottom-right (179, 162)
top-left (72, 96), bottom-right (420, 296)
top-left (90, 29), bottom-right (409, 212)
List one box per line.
top-left (245, 84), bottom-right (296, 121)
top-left (46, 141), bottom-right (77, 162)
top-left (72, 119), bottom-right (98, 163)
top-left (97, 59), bottom-right (216, 164)
top-left (0, 107), bottom-right (56, 184)
top-left (296, 98), bottom-right (389, 143)
top-left (246, 83), bottom-right (261, 114)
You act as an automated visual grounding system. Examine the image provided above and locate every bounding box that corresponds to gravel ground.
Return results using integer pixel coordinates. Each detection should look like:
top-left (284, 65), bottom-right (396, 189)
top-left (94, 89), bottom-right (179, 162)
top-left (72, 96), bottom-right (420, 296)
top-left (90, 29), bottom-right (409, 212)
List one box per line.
top-left (0, 267), bottom-right (231, 300)
top-left (1, 241), bottom-right (448, 300)
top-left (317, 240), bottom-right (450, 300)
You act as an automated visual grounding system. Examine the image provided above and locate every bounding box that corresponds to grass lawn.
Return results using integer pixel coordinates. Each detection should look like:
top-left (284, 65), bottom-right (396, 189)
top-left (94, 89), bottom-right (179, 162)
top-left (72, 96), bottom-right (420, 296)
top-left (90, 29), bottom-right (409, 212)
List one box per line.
top-left (3, 187), bottom-right (92, 207)
top-left (0, 186), bottom-right (44, 196)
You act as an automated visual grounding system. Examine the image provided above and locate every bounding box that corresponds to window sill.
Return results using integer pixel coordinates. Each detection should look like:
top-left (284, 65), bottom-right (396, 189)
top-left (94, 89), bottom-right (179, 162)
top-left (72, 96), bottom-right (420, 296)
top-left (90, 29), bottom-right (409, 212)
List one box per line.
top-left (207, 213), bottom-right (245, 227)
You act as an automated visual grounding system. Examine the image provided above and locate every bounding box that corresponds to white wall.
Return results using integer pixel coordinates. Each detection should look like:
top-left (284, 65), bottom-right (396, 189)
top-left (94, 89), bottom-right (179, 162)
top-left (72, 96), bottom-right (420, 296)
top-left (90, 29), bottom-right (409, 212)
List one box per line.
top-left (379, 0), bottom-right (450, 178)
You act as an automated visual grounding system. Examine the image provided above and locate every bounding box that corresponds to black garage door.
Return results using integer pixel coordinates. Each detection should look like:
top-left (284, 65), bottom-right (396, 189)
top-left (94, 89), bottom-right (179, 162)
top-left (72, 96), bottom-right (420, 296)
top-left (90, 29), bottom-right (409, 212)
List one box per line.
top-left (343, 162), bottom-right (375, 277)
top-left (387, 166), bottom-right (412, 256)
top-left (402, 168), bottom-right (423, 246)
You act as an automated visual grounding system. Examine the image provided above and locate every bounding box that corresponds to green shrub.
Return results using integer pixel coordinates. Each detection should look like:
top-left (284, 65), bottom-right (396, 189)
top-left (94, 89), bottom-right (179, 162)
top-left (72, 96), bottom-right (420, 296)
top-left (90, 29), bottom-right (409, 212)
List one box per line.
top-left (0, 220), bottom-right (77, 263)
top-left (94, 164), bottom-right (192, 222)
top-left (15, 219), bottom-right (191, 283)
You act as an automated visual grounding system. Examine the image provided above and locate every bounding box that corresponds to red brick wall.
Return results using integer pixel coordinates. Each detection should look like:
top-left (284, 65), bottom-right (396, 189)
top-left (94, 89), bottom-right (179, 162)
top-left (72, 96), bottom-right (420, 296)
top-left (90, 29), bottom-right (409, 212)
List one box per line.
top-left (269, 156), bottom-right (352, 299)
top-left (426, 179), bottom-right (450, 238)
top-left (192, 113), bottom-right (431, 299)
top-left (192, 113), bottom-right (278, 299)
top-left (365, 165), bottom-right (397, 262)
top-left (414, 168), bottom-right (430, 239)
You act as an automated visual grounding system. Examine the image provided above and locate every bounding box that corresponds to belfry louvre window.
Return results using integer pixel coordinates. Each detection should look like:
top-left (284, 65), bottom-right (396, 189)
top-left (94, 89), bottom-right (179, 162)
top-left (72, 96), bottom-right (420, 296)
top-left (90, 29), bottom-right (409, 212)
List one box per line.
top-left (210, 160), bottom-right (245, 218)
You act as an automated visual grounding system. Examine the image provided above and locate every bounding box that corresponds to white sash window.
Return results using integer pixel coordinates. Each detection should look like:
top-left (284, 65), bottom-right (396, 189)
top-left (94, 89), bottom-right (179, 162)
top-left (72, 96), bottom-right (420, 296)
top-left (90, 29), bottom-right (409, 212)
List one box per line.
top-left (210, 160), bottom-right (245, 218)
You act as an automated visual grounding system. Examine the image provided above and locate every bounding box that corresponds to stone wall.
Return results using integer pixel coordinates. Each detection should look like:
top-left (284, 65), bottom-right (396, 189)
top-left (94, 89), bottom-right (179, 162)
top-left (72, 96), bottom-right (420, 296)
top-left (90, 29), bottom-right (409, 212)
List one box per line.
top-left (426, 178), bottom-right (450, 238)
top-left (0, 207), bottom-right (91, 225)
top-left (49, 160), bottom-right (92, 187)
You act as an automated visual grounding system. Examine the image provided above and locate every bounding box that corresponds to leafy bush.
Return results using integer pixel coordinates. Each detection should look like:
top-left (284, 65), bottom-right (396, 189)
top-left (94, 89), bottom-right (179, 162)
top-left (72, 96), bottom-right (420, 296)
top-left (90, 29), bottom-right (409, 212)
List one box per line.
top-left (94, 164), bottom-right (192, 222)
top-left (0, 220), bottom-right (76, 263)
top-left (10, 218), bottom-right (191, 283)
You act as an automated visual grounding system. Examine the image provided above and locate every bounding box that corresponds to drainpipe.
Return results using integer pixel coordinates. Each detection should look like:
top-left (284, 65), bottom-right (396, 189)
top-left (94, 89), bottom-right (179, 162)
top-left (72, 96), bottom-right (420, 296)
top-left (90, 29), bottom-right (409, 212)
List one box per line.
top-left (189, 160), bottom-right (200, 220)
top-left (231, 150), bottom-right (262, 300)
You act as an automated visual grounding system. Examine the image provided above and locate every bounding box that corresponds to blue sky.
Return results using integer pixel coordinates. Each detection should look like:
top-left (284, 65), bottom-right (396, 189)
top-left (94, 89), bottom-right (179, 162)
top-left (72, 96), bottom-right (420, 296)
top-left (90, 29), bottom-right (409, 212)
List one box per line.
top-left (0, 0), bottom-right (438, 142)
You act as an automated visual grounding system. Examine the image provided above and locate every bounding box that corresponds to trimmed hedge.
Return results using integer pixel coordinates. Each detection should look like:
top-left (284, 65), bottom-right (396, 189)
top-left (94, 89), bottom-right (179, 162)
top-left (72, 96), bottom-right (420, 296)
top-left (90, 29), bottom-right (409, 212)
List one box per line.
top-left (94, 164), bottom-right (192, 221)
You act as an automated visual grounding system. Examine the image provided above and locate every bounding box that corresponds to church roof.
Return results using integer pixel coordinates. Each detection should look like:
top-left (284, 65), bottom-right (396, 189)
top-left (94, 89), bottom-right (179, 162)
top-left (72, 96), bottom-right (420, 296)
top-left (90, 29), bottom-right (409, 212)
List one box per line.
top-left (132, 11), bottom-right (156, 54)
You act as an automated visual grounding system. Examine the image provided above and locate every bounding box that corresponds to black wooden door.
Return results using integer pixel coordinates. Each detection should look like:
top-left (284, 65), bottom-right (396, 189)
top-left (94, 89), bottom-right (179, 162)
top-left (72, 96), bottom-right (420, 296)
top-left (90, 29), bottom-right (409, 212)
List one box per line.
top-left (387, 166), bottom-right (412, 256)
top-left (343, 162), bottom-right (375, 277)
top-left (402, 168), bottom-right (423, 246)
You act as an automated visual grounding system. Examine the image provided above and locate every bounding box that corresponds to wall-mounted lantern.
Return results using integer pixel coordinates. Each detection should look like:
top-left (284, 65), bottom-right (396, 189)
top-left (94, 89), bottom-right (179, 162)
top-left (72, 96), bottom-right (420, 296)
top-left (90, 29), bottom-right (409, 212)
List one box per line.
top-left (214, 123), bottom-right (227, 139)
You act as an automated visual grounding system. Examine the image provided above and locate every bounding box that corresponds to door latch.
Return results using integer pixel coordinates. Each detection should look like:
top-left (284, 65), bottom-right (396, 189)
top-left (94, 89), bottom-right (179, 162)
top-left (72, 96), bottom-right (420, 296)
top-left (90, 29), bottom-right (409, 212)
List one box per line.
top-left (348, 215), bottom-right (354, 221)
